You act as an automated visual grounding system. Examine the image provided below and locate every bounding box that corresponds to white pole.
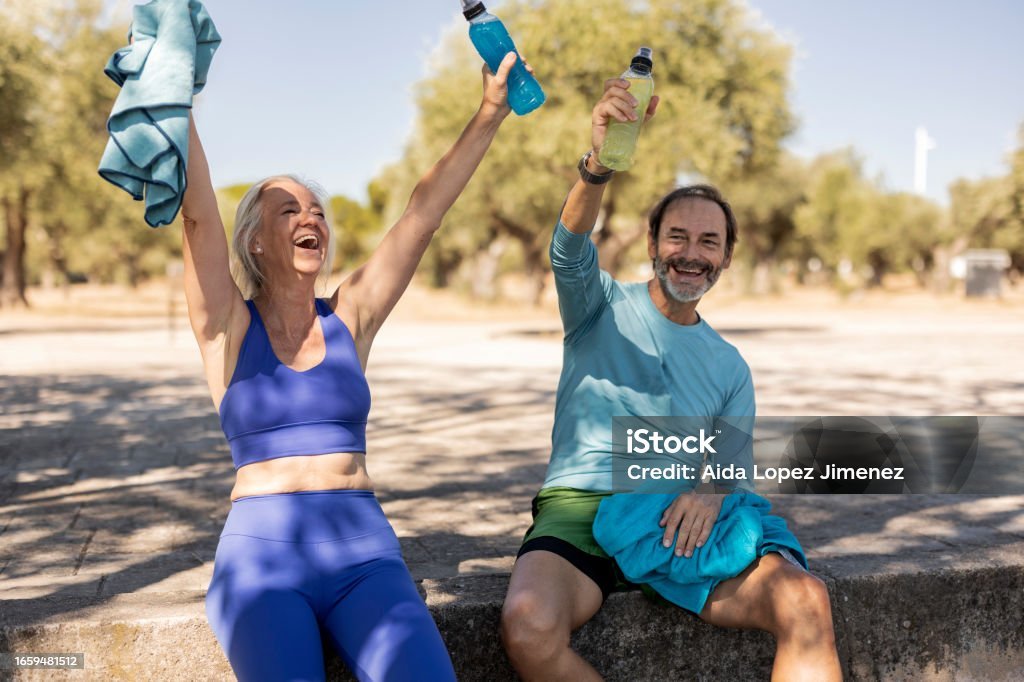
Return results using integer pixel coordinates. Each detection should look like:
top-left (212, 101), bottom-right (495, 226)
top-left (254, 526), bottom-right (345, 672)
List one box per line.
top-left (914, 126), bottom-right (936, 195)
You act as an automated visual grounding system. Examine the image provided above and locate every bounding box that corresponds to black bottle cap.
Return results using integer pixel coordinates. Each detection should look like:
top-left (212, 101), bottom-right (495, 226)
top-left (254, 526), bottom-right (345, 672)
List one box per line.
top-left (630, 46), bottom-right (653, 74)
top-left (463, 1), bottom-right (486, 20)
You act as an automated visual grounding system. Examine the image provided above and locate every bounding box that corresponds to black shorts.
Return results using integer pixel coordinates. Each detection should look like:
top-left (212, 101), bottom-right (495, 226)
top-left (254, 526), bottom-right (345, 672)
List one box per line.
top-left (516, 487), bottom-right (634, 599)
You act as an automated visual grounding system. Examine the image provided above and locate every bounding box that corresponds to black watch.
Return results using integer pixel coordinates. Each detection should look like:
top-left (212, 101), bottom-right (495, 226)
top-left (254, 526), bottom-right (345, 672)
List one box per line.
top-left (577, 150), bottom-right (614, 185)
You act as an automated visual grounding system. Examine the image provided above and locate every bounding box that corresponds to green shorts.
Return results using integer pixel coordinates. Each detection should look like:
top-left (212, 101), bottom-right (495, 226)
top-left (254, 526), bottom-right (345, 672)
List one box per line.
top-left (517, 487), bottom-right (634, 598)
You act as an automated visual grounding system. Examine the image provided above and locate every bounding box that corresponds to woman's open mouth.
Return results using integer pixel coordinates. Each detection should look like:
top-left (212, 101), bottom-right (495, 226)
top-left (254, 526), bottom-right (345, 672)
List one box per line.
top-left (293, 234), bottom-right (320, 251)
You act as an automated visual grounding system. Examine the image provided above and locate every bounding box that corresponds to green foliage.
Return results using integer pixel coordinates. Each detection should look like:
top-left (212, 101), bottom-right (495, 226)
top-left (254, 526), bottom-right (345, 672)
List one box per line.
top-left (946, 124), bottom-right (1024, 271)
top-left (386, 0), bottom-right (796, 297)
top-left (950, 177), bottom-right (1022, 257)
top-left (1011, 124), bottom-right (1024, 218)
top-left (1, 0), bottom-right (180, 296)
top-left (41, 3), bottom-right (178, 286)
top-left (720, 153), bottom-right (807, 291)
top-left (2, 0), bottom-right (1013, 300)
top-left (878, 191), bottom-right (945, 278)
top-left (792, 150), bottom-right (946, 286)
top-left (330, 189), bottom-right (384, 271)
top-left (216, 183), bottom-right (252, 244)
top-left (0, 22), bottom-right (40, 170)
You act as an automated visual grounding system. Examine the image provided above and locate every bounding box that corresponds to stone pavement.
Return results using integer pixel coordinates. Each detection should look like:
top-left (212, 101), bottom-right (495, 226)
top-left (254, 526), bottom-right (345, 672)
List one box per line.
top-left (1, 286), bottom-right (1023, 679)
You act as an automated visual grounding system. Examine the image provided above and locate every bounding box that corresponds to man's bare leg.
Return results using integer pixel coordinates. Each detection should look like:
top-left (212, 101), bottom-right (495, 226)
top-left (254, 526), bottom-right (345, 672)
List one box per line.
top-left (501, 550), bottom-right (605, 681)
top-left (699, 553), bottom-right (842, 681)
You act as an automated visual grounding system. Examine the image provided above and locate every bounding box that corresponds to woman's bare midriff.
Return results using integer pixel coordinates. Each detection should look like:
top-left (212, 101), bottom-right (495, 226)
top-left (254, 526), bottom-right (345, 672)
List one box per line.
top-left (230, 452), bottom-right (373, 501)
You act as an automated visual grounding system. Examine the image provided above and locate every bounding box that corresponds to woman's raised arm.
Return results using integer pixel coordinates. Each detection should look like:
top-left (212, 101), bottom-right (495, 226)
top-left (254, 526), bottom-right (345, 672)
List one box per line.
top-left (336, 52), bottom-right (522, 347)
top-left (181, 114), bottom-right (246, 348)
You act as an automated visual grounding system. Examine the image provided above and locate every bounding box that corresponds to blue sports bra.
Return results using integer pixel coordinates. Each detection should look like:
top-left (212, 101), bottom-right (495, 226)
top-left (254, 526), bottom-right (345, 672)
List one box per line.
top-left (218, 298), bottom-right (371, 469)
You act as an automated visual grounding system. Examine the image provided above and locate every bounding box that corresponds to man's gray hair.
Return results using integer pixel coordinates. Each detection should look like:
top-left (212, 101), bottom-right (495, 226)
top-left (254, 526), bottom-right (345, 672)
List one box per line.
top-left (230, 174), bottom-right (336, 299)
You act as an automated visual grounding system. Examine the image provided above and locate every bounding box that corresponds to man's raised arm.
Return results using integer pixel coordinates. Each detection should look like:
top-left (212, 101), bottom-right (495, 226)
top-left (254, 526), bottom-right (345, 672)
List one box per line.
top-left (560, 78), bottom-right (659, 233)
top-left (550, 80), bottom-right (659, 341)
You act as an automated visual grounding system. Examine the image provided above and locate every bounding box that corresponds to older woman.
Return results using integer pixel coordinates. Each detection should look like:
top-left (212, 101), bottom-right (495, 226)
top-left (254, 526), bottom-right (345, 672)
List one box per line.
top-left (185, 53), bottom-right (522, 682)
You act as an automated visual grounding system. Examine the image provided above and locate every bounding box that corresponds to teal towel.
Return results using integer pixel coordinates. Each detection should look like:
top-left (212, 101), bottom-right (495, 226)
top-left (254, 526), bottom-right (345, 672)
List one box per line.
top-left (98, 0), bottom-right (220, 227)
top-left (593, 491), bottom-right (807, 614)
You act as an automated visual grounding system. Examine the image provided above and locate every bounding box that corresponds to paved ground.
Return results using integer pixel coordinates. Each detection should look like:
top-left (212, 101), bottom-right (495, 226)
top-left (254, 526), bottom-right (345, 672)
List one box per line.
top-left (1, 282), bottom-right (1023, 625)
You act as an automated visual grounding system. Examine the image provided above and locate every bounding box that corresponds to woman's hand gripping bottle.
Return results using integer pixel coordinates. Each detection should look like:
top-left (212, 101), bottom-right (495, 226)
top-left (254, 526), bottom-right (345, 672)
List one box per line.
top-left (462, 0), bottom-right (546, 116)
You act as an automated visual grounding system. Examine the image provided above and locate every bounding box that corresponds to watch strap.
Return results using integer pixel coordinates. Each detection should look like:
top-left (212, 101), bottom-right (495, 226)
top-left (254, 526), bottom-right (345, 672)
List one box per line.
top-left (577, 150), bottom-right (614, 185)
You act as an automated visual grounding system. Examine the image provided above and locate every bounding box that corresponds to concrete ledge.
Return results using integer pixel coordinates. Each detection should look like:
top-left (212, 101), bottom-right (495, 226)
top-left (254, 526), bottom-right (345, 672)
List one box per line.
top-left (3, 561), bottom-right (1023, 681)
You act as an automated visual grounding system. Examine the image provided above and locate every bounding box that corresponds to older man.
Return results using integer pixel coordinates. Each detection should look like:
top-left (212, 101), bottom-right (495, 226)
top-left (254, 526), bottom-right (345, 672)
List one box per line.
top-left (500, 79), bottom-right (841, 681)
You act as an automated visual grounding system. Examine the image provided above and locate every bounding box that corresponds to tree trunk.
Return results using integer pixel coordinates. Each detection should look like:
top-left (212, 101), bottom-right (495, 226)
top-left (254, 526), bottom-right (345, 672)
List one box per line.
top-left (430, 249), bottom-right (462, 288)
top-left (746, 254), bottom-right (779, 295)
top-left (489, 209), bottom-right (548, 305)
top-left (46, 218), bottom-right (72, 288)
top-left (596, 220), bottom-right (648, 277)
top-left (867, 251), bottom-right (887, 288)
top-left (521, 240), bottom-right (546, 306)
top-left (1, 188), bottom-right (31, 308)
top-left (126, 254), bottom-right (142, 288)
top-left (469, 236), bottom-right (507, 300)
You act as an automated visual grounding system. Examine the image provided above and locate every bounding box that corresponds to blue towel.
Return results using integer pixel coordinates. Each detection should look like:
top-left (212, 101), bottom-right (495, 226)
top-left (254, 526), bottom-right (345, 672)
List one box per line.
top-left (98, 0), bottom-right (220, 227)
top-left (593, 491), bottom-right (807, 614)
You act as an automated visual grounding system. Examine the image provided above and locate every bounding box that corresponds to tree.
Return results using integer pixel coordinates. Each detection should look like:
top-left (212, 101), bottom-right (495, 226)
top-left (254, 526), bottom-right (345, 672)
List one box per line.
top-left (946, 124), bottom-right (1024, 276)
top-left (793, 150), bottom-right (873, 282)
top-left (720, 153), bottom-right (807, 293)
top-left (949, 176), bottom-right (1022, 270)
top-left (385, 0), bottom-right (795, 302)
top-left (0, 17), bottom-right (44, 306)
top-left (35, 2), bottom-right (175, 289)
top-left (1004, 123), bottom-right (1024, 272)
top-left (330, 179), bottom-right (387, 272)
top-left (792, 149), bottom-right (948, 289)
top-left (0, 0), bottom-right (181, 304)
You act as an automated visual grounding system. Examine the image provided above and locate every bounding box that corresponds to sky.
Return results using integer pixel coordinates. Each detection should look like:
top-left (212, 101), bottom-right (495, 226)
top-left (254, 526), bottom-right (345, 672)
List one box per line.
top-left (104, 0), bottom-right (1024, 205)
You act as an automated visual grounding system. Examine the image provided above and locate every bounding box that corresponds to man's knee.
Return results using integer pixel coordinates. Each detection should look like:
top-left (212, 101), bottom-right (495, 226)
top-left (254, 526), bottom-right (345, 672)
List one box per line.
top-left (501, 589), bottom-right (570, 663)
top-left (770, 570), bottom-right (836, 641)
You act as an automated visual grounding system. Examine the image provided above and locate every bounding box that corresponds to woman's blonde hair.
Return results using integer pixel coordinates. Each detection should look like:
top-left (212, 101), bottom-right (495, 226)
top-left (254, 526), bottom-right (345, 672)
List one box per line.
top-left (230, 174), bottom-right (336, 299)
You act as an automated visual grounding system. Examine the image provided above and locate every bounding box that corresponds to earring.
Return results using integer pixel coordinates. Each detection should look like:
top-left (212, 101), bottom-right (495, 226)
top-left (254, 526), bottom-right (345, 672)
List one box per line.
top-left (255, 245), bottom-right (263, 254)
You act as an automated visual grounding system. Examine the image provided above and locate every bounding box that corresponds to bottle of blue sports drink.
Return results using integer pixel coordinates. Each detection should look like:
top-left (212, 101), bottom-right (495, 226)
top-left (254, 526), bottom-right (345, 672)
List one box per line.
top-left (461, 0), bottom-right (546, 116)
top-left (599, 47), bottom-right (654, 171)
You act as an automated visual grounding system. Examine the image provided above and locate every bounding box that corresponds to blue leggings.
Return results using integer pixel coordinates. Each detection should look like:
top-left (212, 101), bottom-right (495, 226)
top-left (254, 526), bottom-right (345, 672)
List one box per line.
top-left (205, 490), bottom-right (455, 682)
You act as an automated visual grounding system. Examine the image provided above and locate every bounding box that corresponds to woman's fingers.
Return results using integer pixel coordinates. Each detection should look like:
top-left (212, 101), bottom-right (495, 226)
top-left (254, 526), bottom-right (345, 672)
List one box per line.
top-left (493, 51), bottom-right (518, 85)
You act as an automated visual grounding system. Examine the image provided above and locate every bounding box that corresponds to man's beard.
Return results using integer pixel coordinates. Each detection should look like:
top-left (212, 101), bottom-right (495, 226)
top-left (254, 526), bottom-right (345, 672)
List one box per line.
top-left (654, 255), bottom-right (722, 303)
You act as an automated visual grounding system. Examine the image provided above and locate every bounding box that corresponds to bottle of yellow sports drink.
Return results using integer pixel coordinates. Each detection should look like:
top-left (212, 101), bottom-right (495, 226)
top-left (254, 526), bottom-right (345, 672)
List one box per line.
top-left (599, 47), bottom-right (654, 171)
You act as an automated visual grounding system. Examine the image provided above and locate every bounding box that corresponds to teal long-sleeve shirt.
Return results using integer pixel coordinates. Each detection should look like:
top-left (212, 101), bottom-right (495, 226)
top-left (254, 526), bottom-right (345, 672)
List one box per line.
top-left (544, 220), bottom-right (755, 492)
